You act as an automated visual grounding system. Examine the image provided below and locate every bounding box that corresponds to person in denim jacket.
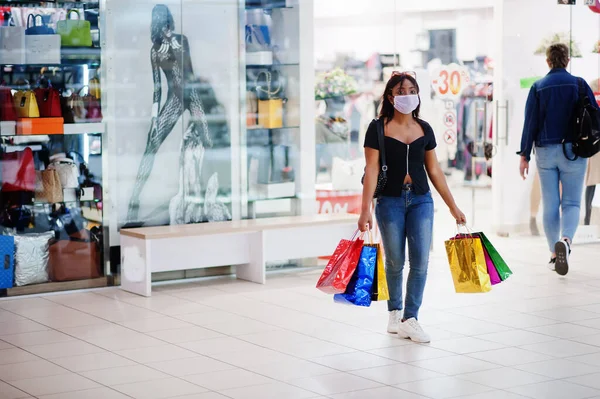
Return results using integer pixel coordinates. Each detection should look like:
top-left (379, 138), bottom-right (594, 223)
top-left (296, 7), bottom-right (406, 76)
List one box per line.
top-left (518, 43), bottom-right (599, 276)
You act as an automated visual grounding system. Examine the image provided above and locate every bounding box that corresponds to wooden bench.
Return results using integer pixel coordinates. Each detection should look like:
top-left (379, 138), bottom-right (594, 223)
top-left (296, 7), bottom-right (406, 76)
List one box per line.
top-left (119, 214), bottom-right (357, 296)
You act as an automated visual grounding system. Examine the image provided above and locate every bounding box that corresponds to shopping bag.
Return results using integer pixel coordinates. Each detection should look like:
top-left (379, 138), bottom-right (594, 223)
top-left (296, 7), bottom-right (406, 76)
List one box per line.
top-left (475, 232), bottom-right (512, 281)
top-left (445, 235), bottom-right (492, 293)
top-left (334, 243), bottom-right (377, 307)
top-left (482, 243), bottom-right (502, 285)
top-left (316, 231), bottom-right (364, 294)
top-left (371, 243), bottom-right (390, 301)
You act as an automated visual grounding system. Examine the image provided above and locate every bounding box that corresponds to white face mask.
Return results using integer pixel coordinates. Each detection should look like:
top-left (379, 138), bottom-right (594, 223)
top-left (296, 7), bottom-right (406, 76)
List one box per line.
top-left (393, 95), bottom-right (420, 115)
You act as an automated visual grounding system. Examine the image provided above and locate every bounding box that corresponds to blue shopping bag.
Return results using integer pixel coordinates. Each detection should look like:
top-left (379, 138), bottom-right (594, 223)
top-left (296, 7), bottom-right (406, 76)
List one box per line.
top-left (334, 244), bottom-right (376, 307)
top-left (0, 235), bottom-right (15, 289)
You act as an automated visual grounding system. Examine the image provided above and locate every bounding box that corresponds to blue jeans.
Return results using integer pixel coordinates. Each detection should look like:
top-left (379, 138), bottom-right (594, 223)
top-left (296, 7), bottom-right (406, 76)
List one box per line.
top-left (375, 191), bottom-right (434, 320)
top-left (536, 143), bottom-right (587, 252)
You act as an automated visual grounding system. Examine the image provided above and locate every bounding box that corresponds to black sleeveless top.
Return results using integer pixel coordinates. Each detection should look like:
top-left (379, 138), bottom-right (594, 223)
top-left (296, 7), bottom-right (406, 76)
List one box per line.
top-left (363, 118), bottom-right (437, 196)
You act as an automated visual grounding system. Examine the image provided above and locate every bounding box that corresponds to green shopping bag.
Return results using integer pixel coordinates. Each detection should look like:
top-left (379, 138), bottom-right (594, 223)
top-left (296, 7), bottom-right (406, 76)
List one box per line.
top-left (475, 232), bottom-right (512, 281)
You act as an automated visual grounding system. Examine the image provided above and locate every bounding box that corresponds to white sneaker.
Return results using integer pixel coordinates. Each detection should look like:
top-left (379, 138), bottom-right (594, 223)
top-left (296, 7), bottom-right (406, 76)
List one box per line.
top-left (398, 318), bottom-right (431, 343)
top-left (554, 239), bottom-right (571, 276)
top-left (387, 310), bottom-right (402, 334)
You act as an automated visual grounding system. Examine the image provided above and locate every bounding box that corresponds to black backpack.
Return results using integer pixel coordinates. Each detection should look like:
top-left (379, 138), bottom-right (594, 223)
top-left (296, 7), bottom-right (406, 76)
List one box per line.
top-left (564, 78), bottom-right (600, 160)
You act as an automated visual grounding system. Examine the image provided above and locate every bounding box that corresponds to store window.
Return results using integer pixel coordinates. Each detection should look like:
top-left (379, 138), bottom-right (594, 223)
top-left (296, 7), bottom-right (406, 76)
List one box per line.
top-left (1, 1), bottom-right (105, 296)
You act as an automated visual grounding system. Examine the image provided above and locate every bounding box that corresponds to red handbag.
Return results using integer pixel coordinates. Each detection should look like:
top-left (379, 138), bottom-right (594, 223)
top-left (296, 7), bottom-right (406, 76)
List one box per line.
top-left (34, 83), bottom-right (62, 118)
top-left (316, 231), bottom-right (364, 294)
top-left (0, 86), bottom-right (17, 121)
top-left (1, 147), bottom-right (36, 192)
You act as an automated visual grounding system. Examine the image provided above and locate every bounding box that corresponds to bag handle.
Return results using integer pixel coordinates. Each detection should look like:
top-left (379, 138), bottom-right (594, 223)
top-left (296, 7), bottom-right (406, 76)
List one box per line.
top-left (562, 78), bottom-right (586, 162)
top-left (376, 118), bottom-right (388, 177)
top-left (67, 10), bottom-right (81, 20)
top-left (255, 71), bottom-right (281, 99)
top-left (26, 14), bottom-right (35, 29)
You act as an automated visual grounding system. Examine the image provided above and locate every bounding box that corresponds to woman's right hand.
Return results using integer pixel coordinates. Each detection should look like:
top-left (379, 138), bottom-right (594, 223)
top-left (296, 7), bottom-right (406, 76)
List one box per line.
top-left (358, 212), bottom-right (373, 232)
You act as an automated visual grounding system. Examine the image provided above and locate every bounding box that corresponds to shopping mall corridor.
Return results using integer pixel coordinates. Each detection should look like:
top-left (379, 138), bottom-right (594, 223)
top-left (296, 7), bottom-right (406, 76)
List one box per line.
top-left (2, 183), bottom-right (600, 399)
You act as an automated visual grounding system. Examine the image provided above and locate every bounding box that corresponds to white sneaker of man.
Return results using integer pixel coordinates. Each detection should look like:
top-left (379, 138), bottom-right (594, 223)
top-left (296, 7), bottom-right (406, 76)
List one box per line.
top-left (398, 318), bottom-right (431, 343)
top-left (387, 310), bottom-right (402, 334)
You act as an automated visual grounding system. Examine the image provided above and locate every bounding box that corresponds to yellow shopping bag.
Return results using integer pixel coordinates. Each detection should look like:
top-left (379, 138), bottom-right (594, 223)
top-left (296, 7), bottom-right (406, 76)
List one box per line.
top-left (445, 235), bottom-right (492, 293)
top-left (371, 244), bottom-right (390, 301)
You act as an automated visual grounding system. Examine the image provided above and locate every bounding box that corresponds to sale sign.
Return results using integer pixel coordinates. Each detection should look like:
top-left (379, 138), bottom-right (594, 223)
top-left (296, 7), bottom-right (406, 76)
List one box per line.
top-left (430, 63), bottom-right (470, 99)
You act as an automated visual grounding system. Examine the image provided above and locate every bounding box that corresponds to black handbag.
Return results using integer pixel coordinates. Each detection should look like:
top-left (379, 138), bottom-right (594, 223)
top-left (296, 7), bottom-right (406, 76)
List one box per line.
top-left (361, 118), bottom-right (387, 198)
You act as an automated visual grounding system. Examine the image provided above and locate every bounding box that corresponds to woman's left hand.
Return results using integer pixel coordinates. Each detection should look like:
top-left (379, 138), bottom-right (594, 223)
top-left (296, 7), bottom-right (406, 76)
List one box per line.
top-left (450, 206), bottom-right (467, 225)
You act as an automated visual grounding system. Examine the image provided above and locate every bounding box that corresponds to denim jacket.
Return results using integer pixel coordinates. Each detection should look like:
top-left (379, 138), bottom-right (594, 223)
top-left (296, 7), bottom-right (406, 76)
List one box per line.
top-left (519, 68), bottom-right (598, 161)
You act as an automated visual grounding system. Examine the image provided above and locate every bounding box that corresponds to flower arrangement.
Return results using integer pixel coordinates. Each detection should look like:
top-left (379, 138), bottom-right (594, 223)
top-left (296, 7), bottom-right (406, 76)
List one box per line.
top-left (593, 40), bottom-right (600, 54)
top-left (315, 68), bottom-right (358, 100)
top-left (534, 32), bottom-right (582, 57)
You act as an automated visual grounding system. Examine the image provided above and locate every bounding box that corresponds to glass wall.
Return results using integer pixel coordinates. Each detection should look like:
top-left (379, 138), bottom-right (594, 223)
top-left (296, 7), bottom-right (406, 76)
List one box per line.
top-left (493, 0), bottom-right (600, 237)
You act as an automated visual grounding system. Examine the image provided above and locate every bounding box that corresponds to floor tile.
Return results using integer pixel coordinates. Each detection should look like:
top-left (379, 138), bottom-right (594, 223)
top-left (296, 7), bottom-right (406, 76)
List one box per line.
top-left (117, 316), bottom-right (193, 333)
top-left (0, 360), bottom-right (69, 381)
top-left (288, 372), bottom-right (382, 395)
top-left (24, 340), bottom-right (105, 359)
top-left (467, 347), bottom-right (554, 366)
top-left (568, 353), bottom-right (600, 367)
top-left (278, 340), bottom-right (356, 359)
top-left (515, 358), bottom-right (600, 379)
top-left (184, 368), bottom-right (274, 391)
top-left (368, 345), bottom-right (454, 363)
top-left (113, 377), bottom-right (207, 399)
top-left (397, 376), bottom-right (494, 399)
top-left (245, 358), bottom-right (337, 381)
top-left (457, 391), bottom-right (530, 399)
top-left (457, 367), bottom-right (550, 389)
top-left (410, 355), bottom-right (500, 376)
top-left (165, 394), bottom-right (230, 399)
top-left (571, 334), bottom-right (600, 347)
top-left (531, 308), bottom-right (600, 323)
top-left (147, 326), bottom-right (224, 344)
top-left (37, 387), bottom-right (131, 399)
top-left (81, 364), bottom-right (170, 385)
top-left (351, 363), bottom-right (444, 385)
top-left (328, 386), bottom-right (428, 399)
top-left (219, 381), bottom-right (323, 399)
top-left (567, 372), bottom-right (600, 390)
top-left (147, 356), bottom-right (235, 377)
top-left (0, 380), bottom-right (31, 399)
top-left (477, 330), bottom-right (556, 346)
top-left (52, 352), bottom-right (136, 373)
top-left (83, 331), bottom-right (166, 351)
top-left (0, 339), bottom-right (13, 350)
top-left (0, 348), bottom-right (39, 365)
top-left (311, 351), bottom-right (397, 371)
top-left (427, 337), bottom-right (506, 354)
top-left (520, 339), bottom-right (600, 358)
top-left (0, 330), bottom-right (75, 347)
top-left (508, 380), bottom-right (600, 399)
top-left (11, 373), bottom-right (99, 397)
top-left (118, 344), bottom-right (198, 364)
top-left (526, 323), bottom-right (600, 339)
top-left (0, 320), bottom-right (49, 336)
top-left (180, 337), bottom-right (259, 355)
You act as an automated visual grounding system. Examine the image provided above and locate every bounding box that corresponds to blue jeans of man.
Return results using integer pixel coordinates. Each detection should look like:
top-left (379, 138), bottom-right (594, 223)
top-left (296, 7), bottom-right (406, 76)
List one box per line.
top-left (535, 143), bottom-right (587, 252)
top-left (375, 191), bottom-right (434, 320)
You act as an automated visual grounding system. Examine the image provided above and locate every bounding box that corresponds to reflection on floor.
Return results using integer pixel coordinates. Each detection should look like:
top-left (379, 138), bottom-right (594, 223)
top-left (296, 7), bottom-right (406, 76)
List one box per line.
top-left (1, 230), bottom-right (600, 399)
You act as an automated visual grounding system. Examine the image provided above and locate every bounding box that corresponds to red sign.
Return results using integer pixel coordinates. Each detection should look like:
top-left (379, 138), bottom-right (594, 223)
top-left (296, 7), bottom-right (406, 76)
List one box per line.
top-left (316, 191), bottom-right (361, 215)
top-left (444, 130), bottom-right (457, 144)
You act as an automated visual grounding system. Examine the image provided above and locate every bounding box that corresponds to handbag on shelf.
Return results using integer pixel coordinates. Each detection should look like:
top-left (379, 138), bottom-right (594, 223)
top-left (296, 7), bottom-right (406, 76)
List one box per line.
top-left (256, 71), bottom-right (283, 129)
top-left (13, 89), bottom-right (40, 118)
top-left (61, 88), bottom-right (86, 123)
top-left (0, 19), bottom-right (26, 64)
top-left (48, 229), bottom-right (101, 282)
top-left (34, 80), bottom-right (62, 118)
top-left (83, 92), bottom-right (102, 122)
top-left (331, 157), bottom-right (365, 192)
top-left (1, 147), bottom-right (36, 192)
top-left (57, 10), bottom-right (92, 47)
top-left (89, 76), bottom-right (101, 100)
top-left (36, 169), bottom-right (63, 204)
top-left (25, 14), bottom-right (55, 36)
top-left (0, 84), bottom-right (17, 121)
top-left (48, 158), bottom-right (79, 189)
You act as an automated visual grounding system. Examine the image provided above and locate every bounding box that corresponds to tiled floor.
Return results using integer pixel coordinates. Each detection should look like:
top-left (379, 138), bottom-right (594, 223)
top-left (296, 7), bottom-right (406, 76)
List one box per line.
top-left (3, 186), bottom-right (600, 398)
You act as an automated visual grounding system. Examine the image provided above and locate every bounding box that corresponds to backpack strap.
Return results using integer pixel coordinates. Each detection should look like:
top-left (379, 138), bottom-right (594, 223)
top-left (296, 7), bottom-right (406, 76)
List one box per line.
top-left (375, 118), bottom-right (388, 176)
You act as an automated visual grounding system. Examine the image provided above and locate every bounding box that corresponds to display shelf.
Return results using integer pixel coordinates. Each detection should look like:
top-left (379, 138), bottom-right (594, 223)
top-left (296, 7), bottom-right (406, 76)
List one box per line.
top-left (2, 276), bottom-right (108, 298)
top-left (247, 125), bottom-right (300, 131)
top-left (246, 63), bottom-right (299, 69)
top-left (64, 122), bottom-right (105, 135)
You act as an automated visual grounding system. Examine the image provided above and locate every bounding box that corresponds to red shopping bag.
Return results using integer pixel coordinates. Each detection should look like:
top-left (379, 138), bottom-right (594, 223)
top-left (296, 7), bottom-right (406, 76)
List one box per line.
top-left (316, 231), bottom-right (364, 294)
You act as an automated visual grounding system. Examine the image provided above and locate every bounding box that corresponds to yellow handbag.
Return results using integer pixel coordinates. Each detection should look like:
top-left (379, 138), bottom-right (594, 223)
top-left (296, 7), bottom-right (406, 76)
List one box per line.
top-left (13, 90), bottom-right (40, 118)
top-left (89, 76), bottom-right (101, 100)
top-left (256, 71), bottom-right (283, 129)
